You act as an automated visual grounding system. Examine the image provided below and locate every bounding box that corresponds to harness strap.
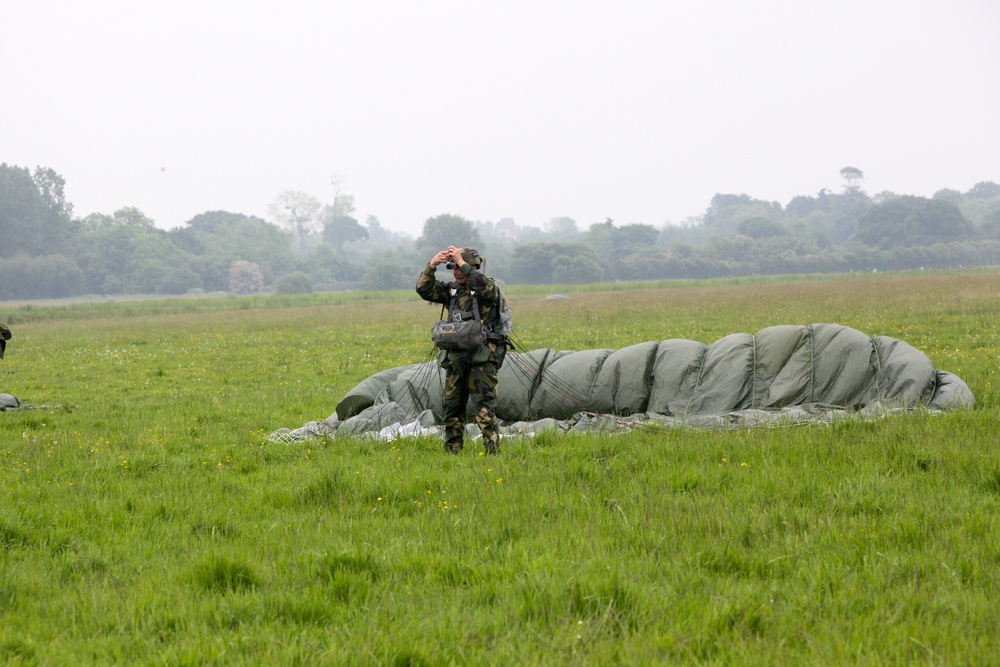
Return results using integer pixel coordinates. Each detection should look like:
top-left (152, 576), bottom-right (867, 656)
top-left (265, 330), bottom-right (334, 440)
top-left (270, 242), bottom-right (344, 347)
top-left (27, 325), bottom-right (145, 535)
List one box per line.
top-left (447, 287), bottom-right (508, 345)
top-left (448, 288), bottom-right (481, 323)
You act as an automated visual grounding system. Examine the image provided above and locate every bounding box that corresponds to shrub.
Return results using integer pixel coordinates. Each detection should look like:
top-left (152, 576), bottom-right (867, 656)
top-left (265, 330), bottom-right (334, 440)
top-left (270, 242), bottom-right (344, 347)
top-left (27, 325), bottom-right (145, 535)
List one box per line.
top-left (228, 261), bottom-right (264, 295)
top-left (274, 271), bottom-right (314, 294)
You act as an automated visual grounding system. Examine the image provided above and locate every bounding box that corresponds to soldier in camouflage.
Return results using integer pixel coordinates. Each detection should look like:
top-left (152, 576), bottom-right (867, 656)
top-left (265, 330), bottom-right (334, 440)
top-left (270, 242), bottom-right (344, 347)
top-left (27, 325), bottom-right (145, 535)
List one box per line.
top-left (0, 322), bottom-right (10, 360)
top-left (416, 246), bottom-right (502, 454)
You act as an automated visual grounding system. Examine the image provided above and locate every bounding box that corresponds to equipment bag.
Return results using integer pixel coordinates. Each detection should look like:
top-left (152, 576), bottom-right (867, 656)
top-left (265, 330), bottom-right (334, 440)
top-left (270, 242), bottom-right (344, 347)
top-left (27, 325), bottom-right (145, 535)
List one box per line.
top-left (432, 285), bottom-right (487, 351)
top-left (431, 319), bottom-right (486, 350)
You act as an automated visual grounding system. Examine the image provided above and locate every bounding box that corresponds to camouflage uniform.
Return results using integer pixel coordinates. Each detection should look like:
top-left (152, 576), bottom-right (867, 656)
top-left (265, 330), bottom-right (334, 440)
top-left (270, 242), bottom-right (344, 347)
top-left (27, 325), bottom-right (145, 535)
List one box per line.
top-left (0, 323), bottom-right (10, 360)
top-left (416, 251), bottom-right (502, 454)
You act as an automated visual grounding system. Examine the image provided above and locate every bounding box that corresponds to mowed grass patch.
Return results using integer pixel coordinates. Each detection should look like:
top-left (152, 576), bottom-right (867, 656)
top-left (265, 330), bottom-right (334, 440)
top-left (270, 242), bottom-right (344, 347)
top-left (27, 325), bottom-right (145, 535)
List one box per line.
top-left (0, 269), bottom-right (999, 664)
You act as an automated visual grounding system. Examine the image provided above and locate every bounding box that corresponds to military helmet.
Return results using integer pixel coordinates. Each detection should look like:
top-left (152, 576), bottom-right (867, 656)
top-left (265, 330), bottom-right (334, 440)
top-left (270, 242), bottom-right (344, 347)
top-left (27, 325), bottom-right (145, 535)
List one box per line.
top-left (459, 248), bottom-right (482, 267)
top-left (448, 248), bottom-right (483, 269)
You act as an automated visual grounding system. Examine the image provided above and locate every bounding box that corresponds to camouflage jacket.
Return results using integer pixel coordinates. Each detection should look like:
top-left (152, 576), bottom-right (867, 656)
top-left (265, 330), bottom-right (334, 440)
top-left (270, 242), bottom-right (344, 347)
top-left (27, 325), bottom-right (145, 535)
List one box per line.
top-left (415, 263), bottom-right (501, 330)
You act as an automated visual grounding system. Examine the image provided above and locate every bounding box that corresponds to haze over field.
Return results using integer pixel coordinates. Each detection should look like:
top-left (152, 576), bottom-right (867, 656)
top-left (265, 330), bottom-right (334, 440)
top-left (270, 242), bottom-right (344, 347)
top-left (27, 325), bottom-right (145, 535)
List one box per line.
top-left (2, 1), bottom-right (998, 233)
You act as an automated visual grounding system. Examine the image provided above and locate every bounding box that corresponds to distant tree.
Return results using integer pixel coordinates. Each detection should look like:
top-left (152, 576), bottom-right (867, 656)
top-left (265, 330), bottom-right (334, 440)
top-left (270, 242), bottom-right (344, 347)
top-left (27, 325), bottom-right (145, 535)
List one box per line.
top-left (872, 190), bottom-right (901, 205)
top-left (267, 190), bottom-right (322, 251)
top-left (783, 188), bottom-right (870, 248)
top-left (736, 217), bottom-right (788, 240)
top-left (508, 242), bottom-right (603, 284)
top-left (733, 234), bottom-right (756, 262)
top-left (755, 234), bottom-right (820, 260)
top-left (932, 188), bottom-right (964, 206)
top-left (415, 214), bottom-right (482, 260)
top-left (854, 196), bottom-right (923, 249)
top-left (322, 215), bottom-right (368, 252)
top-left (704, 236), bottom-right (744, 263)
top-left (585, 219), bottom-right (658, 263)
top-left (612, 223), bottom-right (659, 256)
top-left (840, 166), bottom-right (864, 191)
top-left (904, 200), bottom-right (974, 246)
top-left (32, 166), bottom-right (76, 252)
top-left (328, 174), bottom-right (356, 218)
top-left (0, 164), bottom-right (45, 257)
top-left (172, 212), bottom-right (294, 290)
top-left (274, 271), bottom-right (314, 294)
top-left (228, 261), bottom-right (264, 294)
top-left (854, 196), bottom-right (973, 249)
top-left (967, 181), bottom-right (1000, 200)
top-left (979, 209), bottom-right (1000, 239)
top-left (785, 191), bottom-right (832, 219)
top-left (182, 210), bottom-right (246, 235)
top-left (300, 243), bottom-right (365, 284)
top-left (0, 164), bottom-right (76, 257)
top-left (586, 218), bottom-right (616, 262)
top-left (362, 259), bottom-right (410, 290)
top-left (365, 215), bottom-right (393, 243)
top-left (703, 194), bottom-right (782, 233)
top-left (0, 253), bottom-right (85, 299)
top-left (544, 216), bottom-right (579, 236)
top-left (73, 208), bottom-right (171, 293)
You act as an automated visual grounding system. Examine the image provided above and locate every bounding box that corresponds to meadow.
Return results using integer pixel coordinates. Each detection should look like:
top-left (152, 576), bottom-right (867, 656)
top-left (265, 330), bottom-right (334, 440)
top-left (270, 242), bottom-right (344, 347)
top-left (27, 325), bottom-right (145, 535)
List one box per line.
top-left (1, 270), bottom-right (999, 665)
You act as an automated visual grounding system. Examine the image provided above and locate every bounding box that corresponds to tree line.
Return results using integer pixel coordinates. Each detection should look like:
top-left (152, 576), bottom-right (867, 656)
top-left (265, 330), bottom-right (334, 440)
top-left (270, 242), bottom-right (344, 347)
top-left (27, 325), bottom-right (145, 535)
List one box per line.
top-left (2, 163), bottom-right (999, 300)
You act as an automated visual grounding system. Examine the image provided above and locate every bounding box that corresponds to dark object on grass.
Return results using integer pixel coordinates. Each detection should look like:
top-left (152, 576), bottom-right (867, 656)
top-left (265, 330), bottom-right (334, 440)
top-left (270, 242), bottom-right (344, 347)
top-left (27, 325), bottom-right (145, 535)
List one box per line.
top-left (0, 322), bottom-right (10, 359)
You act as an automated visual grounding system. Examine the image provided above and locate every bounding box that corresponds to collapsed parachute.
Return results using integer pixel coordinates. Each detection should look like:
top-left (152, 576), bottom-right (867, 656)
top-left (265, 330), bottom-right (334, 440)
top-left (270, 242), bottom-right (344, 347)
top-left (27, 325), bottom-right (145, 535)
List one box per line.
top-left (270, 324), bottom-right (974, 442)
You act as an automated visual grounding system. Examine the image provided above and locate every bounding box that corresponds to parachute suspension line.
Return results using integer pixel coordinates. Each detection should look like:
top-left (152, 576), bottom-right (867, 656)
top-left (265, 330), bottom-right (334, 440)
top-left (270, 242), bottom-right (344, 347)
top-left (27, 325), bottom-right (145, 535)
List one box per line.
top-left (499, 350), bottom-right (547, 410)
top-left (391, 346), bottom-right (443, 427)
top-left (507, 352), bottom-right (590, 412)
top-left (507, 331), bottom-right (530, 354)
top-left (500, 332), bottom-right (550, 396)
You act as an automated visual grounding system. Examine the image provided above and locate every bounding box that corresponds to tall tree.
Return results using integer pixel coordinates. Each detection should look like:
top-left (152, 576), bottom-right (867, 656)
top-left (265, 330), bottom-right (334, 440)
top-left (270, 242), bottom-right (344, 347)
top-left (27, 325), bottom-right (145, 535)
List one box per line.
top-left (365, 215), bottom-right (392, 243)
top-left (415, 214), bottom-right (482, 261)
top-left (267, 190), bottom-right (322, 251)
top-left (0, 164), bottom-right (75, 257)
top-left (840, 166), bottom-right (864, 191)
top-left (73, 208), bottom-right (191, 294)
top-left (322, 215), bottom-right (368, 252)
top-left (854, 196), bottom-right (922, 249)
top-left (586, 218), bottom-right (616, 262)
top-left (905, 200), bottom-right (974, 245)
top-left (544, 216), bottom-right (579, 236)
top-left (328, 174), bottom-right (356, 218)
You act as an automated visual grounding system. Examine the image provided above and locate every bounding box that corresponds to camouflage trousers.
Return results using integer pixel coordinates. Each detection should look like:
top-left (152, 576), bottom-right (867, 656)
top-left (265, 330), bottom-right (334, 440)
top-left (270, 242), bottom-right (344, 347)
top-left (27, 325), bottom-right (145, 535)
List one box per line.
top-left (441, 354), bottom-right (499, 454)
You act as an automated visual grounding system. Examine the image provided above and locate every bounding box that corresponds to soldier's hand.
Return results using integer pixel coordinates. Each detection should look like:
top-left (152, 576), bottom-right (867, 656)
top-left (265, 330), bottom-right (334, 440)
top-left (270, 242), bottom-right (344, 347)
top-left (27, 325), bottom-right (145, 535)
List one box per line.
top-left (431, 250), bottom-right (450, 267)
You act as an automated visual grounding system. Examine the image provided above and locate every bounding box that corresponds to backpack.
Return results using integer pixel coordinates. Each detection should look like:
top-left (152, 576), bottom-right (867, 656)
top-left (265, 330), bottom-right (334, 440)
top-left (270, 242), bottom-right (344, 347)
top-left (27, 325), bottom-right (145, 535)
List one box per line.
top-left (492, 285), bottom-right (513, 341)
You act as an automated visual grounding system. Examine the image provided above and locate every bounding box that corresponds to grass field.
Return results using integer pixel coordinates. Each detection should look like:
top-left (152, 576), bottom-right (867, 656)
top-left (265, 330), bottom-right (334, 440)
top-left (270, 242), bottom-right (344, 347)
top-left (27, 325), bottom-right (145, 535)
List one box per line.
top-left (1, 270), bottom-right (999, 665)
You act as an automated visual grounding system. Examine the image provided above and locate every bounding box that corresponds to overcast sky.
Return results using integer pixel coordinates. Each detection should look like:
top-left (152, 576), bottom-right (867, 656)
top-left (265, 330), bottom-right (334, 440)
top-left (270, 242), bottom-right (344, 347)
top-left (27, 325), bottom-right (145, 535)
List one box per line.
top-left (3, 1), bottom-right (998, 235)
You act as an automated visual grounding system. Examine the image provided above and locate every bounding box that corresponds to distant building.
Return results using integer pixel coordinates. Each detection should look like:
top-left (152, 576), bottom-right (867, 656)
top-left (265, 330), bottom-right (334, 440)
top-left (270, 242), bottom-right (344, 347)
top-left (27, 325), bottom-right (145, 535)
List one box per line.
top-left (496, 217), bottom-right (519, 241)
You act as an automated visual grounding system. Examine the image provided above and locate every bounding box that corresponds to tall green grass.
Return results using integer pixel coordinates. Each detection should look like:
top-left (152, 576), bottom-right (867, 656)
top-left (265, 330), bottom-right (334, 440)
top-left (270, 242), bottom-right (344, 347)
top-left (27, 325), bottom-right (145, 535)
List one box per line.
top-left (1, 270), bottom-right (999, 664)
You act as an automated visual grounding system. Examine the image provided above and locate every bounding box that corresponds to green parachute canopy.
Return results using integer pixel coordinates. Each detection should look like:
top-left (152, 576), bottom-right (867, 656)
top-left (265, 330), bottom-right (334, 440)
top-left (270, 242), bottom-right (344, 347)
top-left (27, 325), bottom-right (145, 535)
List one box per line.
top-left (270, 324), bottom-right (973, 442)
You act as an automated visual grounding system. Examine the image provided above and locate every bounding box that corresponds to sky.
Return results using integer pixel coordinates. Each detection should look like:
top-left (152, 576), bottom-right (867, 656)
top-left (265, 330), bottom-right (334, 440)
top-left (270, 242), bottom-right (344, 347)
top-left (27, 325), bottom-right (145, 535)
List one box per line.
top-left (2, 1), bottom-right (998, 236)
